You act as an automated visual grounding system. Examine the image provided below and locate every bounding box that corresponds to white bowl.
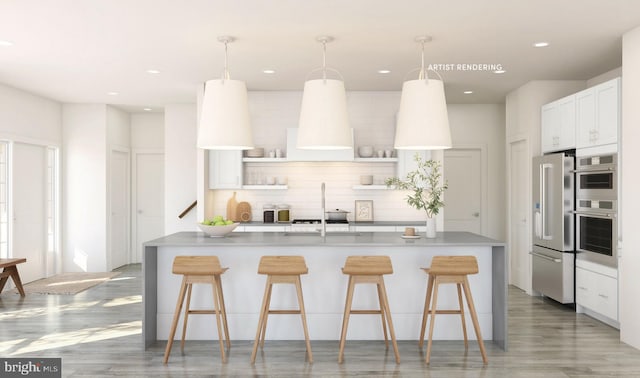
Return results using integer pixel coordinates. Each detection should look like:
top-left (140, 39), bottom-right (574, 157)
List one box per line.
top-left (358, 146), bottom-right (374, 158)
top-left (197, 222), bottom-right (240, 237)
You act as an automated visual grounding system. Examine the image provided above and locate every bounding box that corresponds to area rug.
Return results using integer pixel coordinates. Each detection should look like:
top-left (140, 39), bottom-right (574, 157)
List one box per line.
top-left (14, 272), bottom-right (121, 295)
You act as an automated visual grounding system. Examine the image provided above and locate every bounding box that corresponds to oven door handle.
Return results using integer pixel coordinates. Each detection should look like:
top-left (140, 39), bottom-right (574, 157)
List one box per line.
top-left (573, 167), bottom-right (615, 173)
top-left (529, 251), bottom-right (562, 263)
top-left (572, 211), bottom-right (616, 219)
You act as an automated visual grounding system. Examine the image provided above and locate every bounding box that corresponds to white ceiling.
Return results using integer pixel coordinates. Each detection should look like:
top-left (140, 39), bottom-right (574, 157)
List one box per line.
top-left (1, 0), bottom-right (640, 112)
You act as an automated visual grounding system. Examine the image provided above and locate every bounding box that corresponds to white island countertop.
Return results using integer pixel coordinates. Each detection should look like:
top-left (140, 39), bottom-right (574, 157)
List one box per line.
top-left (143, 231), bottom-right (507, 350)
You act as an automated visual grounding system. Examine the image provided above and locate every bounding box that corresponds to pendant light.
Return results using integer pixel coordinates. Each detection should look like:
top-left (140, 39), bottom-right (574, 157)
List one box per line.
top-left (394, 36), bottom-right (451, 150)
top-left (197, 36), bottom-right (253, 150)
top-left (297, 36), bottom-right (352, 150)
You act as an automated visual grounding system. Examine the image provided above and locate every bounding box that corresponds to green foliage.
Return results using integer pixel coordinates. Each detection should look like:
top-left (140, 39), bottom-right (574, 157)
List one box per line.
top-left (385, 154), bottom-right (448, 218)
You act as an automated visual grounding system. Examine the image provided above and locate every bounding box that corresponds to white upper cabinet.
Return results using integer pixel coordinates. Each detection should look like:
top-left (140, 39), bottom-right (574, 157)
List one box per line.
top-left (541, 95), bottom-right (576, 153)
top-left (576, 78), bottom-right (620, 149)
top-left (209, 150), bottom-right (243, 189)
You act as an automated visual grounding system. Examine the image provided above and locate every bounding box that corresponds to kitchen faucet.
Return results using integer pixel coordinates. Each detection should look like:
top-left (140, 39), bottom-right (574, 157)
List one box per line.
top-left (321, 182), bottom-right (326, 237)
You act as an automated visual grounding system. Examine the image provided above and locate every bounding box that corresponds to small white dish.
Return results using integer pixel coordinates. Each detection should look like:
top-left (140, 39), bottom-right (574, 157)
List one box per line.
top-left (401, 234), bottom-right (421, 239)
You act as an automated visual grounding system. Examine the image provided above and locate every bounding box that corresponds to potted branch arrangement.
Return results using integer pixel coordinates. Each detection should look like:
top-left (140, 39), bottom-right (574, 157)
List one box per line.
top-left (385, 154), bottom-right (448, 238)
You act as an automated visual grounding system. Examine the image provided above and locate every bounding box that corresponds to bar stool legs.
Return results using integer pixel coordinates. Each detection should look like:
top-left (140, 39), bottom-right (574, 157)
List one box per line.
top-left (251, 256), bottom-right (313, 364)
top-left (163, 256), bottom-right (229, 364)
top-left (338, 256), bottom-right (400, 364)
top-left (419, 256), bottom-right (488, 365)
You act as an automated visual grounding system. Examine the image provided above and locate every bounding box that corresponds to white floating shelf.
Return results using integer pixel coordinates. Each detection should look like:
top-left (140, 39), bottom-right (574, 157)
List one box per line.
top-left (353, 157), bottom-right (398, 162)
top-left (242, 185), bottom-right (288, 190)
top-left (242, 157), bottom-right (288, 163)
top-left (352, 185), bottom-right (392, 190)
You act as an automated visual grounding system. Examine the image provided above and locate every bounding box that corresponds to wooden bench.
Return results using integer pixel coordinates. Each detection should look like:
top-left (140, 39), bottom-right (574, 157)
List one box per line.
top-left (0, 258), bottom-right (27, 296)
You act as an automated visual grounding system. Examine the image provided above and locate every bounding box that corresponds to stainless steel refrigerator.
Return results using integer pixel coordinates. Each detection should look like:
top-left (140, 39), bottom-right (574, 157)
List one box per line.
top-left (531, 152), bottom-right (575, 304)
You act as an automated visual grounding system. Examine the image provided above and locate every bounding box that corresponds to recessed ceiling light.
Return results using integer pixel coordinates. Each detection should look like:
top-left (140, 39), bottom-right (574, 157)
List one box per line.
top-left (533, 42), bottom-right (549, 48)
top-left (107, 91), bottom-right (119, 96)
top-left (463, 90), bottom-right (473, 94)
top-left (493, 69), bottom-right (506, 74)
top-left (377, 69), bottom-right (391, 74)
top-left (143, 108), bottom-right (152, 111)
top-left (0, 40), bottom-right (13, 47)
top-left (146, 69), bottom-right (161, 74)
top-left (262, 69), bottom-right (276, 74)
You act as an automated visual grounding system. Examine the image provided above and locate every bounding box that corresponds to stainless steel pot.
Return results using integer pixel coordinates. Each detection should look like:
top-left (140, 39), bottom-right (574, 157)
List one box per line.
top-left (326, 209), bottom-right (350, 221)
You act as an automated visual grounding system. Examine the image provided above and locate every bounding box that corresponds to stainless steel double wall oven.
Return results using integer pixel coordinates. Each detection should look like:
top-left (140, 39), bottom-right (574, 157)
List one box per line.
top-left (574, 154), bottom-right (618, 268)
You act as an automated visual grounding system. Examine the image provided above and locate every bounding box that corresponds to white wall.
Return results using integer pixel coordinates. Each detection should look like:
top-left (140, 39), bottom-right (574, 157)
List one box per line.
top-left (448, 104), bottom-right (506, 240)
top-left (62, 104), bottom-right (107, 272)
top-left (107, 106), bottom-right (130, 148)
top-left (131, 113), bottom-right (164, 149)
top-left (165, 104), bottom-right (197, 233)
top-left (587, 67), bottom-right (622, 87)
top-left (620, 25), bottom-right (640, 350)
top-left (0, 83), bottom-right (61, 145)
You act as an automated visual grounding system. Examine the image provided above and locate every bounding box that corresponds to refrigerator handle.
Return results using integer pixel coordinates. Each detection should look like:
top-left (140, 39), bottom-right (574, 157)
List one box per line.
top-left (541, 163), bottom-right (552, 240)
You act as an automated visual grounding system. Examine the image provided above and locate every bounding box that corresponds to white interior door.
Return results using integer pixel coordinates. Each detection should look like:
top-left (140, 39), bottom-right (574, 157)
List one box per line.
top-left (509, 138), bottom-right (530, 292)
top-left (134, 152), bottom-right (164, 263)
top-left (443, 148), bottom-right (483, 234)
top-left (12, 142), bottom-right (47, 283)
top-left (110, 150), bottom-right (129, 270)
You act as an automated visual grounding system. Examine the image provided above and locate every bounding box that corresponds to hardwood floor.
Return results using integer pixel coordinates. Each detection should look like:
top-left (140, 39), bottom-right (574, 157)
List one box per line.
top-left (1, 264), bottom-right (639, 377)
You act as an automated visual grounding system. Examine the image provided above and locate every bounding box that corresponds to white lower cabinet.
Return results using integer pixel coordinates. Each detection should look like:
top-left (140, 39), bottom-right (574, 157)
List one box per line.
top-left (576, 260), bottom-right (618, 322)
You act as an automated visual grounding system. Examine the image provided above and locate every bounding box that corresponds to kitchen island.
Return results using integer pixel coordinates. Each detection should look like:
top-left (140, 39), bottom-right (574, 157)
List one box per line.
top-left (143, 231), bottom-right (507, 350)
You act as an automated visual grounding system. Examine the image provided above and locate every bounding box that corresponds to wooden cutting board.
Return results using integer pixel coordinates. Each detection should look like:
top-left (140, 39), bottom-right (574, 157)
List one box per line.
top-left (237, 202), bottom-right (252, 222)
top-left (226, 192), bottom-right (238, 221)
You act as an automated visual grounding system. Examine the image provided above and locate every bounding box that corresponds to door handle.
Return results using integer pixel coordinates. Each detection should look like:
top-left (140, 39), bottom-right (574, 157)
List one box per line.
top-left (529, 251), bottom-right (561, 263)
top-left (472, 212), bottom-right (479, 217)
top-left (541, 163), bottom-right (552, 240)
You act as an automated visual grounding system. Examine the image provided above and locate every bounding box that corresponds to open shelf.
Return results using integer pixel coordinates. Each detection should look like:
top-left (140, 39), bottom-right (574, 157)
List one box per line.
top-left (242, 185), bottom-right (288, 190)
top-left (352, 185), bottom-right (392, 190)
top-left (353, 157), bottom-right (398, 163)
top-left (242, 157), bottom-right (288, 163)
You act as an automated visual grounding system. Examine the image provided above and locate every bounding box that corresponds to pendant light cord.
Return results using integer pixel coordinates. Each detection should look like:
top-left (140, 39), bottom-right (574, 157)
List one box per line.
top-left (322, 39), bottom-right (327, 83)
top-left (420, 39), bottom-right (426, 81)
top-left (223, 40), bottom-right (230, 81)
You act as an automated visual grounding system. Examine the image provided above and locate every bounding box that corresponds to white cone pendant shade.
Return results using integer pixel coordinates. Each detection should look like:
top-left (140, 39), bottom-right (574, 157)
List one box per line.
top-left (394, 78), bottom-right (451, 150)
top-left (197, 78), bottom-right (253, 150)
top-left (297, 78), bottom-right (352, 149)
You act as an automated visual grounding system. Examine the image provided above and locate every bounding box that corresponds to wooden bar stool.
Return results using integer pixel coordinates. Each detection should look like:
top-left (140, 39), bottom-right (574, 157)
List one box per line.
top-left (163, 256), bottom-right (230, 364)
top-left (251, 256), bottom-right (313, 364)
top-left (419, 255), bottom-right (488, 364)
top-left (338, 255), bottom-right (400, 364)
top-left (0, 258), bottom-right (27, 296)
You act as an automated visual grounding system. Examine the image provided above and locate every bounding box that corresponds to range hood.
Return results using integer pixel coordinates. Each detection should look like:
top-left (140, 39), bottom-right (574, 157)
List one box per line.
top-left (286, 128), bottom-right (354, 162)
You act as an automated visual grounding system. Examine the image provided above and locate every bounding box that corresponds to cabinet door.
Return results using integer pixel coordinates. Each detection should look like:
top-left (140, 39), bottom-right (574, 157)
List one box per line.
top-left (209, 150), bottom-right (243, 189)
top-left (557, 96), bottom-right (576, 150)
top-left (576, 89), bottom-right (596, 148)
top-left (576, 266), bottom-right (618, 321)
top-left (541, 96), bottom-right (575, 153)
top-left (594, 78), bottom-right (619, 146)
top-left (576, 78), bottom-right (620, 149)
top-left (541, 102), bottom-right (559, 153)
